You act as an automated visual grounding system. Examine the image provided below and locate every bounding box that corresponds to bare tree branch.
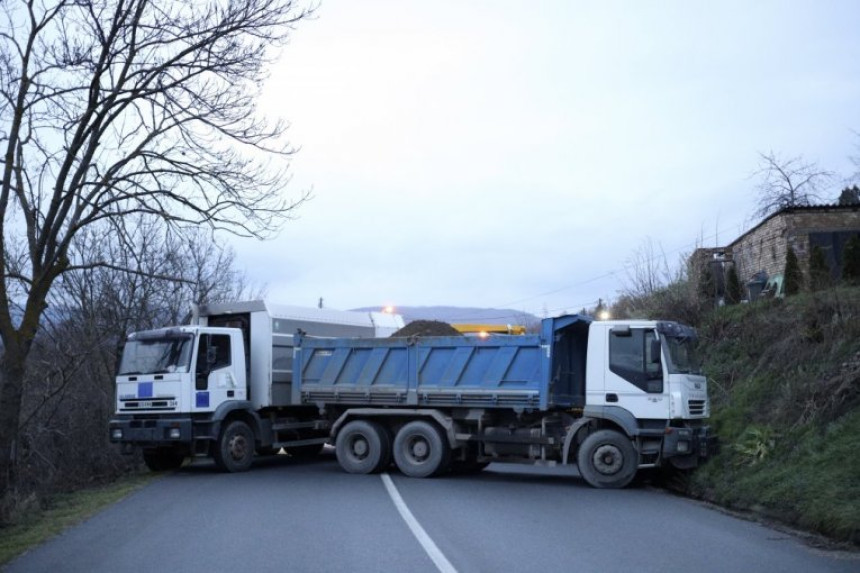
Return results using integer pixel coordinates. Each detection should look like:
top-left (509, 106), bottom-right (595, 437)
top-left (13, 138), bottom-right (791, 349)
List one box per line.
top-left (753, 151), bottom-right (834, 218)
top-left (0, 0), bottom-right (310, 495)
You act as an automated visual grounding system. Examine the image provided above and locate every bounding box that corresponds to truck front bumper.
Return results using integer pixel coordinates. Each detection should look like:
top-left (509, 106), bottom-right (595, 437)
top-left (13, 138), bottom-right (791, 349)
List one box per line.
top-left (109, 416), bottom-right (194, 447)
top-left (661, 425), bottom-right (718, 469)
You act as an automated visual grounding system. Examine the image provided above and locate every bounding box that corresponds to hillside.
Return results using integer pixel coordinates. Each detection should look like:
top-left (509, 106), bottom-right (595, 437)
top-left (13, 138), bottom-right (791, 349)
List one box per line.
top-left (688, 287), bottom-right (860, 545)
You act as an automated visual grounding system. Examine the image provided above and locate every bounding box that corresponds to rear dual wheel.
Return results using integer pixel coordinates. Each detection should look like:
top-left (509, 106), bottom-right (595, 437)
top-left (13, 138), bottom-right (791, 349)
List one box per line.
top-left (392, 421), bottom-right (450, 478)
top-left (335, 419), bottom-right (452, 478)
top-left (335, 420), bottom-right (391, 474)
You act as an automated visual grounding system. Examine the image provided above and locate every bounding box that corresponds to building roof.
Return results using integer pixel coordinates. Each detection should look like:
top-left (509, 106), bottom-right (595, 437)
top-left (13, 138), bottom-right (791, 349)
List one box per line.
top-left (728, 203), bottom-right (860, 249)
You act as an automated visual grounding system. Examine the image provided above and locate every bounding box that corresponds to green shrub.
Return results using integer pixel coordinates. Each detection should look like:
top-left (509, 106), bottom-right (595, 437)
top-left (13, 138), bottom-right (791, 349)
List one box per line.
top-left (808, 245), bottom-right (830, 291)
top-left (784, 247), bottom-right (801, 296)
top-left (725, 265), bottom-right (742, 304)
top-left (843, 235), bottom-right (860, 285)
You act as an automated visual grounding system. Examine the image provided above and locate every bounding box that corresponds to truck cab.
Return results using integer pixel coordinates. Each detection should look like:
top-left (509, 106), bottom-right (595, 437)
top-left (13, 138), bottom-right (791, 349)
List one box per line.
top-left (584, 320), bottom-right (708, 419)
top-left (115, 326), bottom-right (246, 417)
top-left (111, 326), bottom-right (249, 470)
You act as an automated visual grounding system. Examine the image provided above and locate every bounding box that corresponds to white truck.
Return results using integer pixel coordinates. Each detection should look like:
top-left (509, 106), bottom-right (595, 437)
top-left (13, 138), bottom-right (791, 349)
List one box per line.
top-left (110, 302), bottom-right (715, 487)
top-left (109, 301), bottom-right (403, 471)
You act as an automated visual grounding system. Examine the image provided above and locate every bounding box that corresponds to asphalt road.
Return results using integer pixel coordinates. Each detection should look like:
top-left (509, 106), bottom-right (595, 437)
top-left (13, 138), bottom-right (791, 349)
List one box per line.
top-left (6, 452), bottom-right (858, 573)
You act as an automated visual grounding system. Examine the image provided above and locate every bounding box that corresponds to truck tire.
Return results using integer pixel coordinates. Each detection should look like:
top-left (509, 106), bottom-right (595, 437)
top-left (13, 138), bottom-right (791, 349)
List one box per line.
top-left (393, 420), bottom-right (450, 478)
top-left (142, 447), bottom-right (185, 472)
top-left (336, 420), bottom-right (390, 474)
top-left (576, 429), bottom-right (638, 489)
top-left (213, 420), bottom-right (255, 472)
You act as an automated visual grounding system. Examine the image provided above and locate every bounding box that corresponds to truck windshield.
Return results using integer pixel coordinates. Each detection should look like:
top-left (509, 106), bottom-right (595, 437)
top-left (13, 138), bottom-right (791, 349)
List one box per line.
top-left (118, 336), bottom-right (193, 375)
top-left (663, 336), bottom-right (702, 375)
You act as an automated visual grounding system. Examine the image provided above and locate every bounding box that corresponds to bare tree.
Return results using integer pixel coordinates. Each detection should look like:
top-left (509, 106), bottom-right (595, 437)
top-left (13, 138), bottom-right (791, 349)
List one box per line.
top-left (753, 151), bottom-right (833, 218)
top-left (616, 238), bottom-right (709, 325)
top-left (0, 0), bottom-right (311, 497)
top-left (621, 237), bottom-right (674, 298)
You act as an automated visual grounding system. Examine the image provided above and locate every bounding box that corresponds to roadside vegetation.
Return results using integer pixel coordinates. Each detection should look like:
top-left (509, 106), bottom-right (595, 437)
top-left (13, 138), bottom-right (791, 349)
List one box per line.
top-left (691, 288), bottom-right (860, 544)
top-left (0, 472), bottom-right (156, 566)
top-left (608, 144), bottom-right (860, 545)
top-left (612, 245), bottom-right (860, 545)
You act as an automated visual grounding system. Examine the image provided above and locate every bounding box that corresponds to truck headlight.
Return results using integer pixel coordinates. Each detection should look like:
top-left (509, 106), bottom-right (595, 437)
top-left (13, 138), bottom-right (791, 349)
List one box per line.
top-left (111, 428), bottom-right (123, 440)
top-left (168, 428), bottom-right (181, 439)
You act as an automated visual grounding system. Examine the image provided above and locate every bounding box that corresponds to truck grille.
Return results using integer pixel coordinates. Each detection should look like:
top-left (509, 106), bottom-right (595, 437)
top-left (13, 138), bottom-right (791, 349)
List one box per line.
top-left (688, 399), bottom-right (706, 416)
top-left (119, 397), bottom-right (177, 411)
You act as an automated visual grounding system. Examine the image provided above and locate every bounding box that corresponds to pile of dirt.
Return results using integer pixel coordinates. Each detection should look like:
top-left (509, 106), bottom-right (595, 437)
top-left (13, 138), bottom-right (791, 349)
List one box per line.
top-left (390, 320), bottom-right (463, 337)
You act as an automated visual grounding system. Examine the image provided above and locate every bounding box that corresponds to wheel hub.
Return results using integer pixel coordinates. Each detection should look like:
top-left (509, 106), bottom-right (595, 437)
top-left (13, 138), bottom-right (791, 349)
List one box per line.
top-left (592, 444), bottom-right (623, 475)
top-left (352, 437), bottom-right (369, 458)
top-left (228, 434), bottom-right (248, 461)
top-left (410, 439), bottom-right (429, 460)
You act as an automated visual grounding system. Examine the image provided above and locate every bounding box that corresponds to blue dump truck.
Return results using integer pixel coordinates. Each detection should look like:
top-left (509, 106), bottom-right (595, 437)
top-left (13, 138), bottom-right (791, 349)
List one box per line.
top-left (111, 302), bottom-right (714, 488)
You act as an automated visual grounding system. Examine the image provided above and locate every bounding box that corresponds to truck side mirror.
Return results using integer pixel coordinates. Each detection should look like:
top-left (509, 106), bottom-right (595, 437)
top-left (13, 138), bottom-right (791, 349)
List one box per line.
top-left (650, 339), bottom-right (662, 364)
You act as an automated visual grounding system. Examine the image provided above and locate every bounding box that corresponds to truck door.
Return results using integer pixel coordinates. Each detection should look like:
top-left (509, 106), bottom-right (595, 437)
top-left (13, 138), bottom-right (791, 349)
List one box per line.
top-left (192, 333), bottom-right (242, 412)
top-left (604, 327), bottom-right (669, 419)
top-left (206, 313), bottom-right (251, 400)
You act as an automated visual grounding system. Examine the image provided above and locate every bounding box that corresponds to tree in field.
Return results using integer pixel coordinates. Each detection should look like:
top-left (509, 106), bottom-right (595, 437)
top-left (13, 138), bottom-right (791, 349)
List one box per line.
top-left (783, 248), bottom-right (802, 296)
top-left (0, 0), bottom-right (311, 498)
top-left (843, 236), bottom-right (860, 285)
top-left (753, 152), bottom-right (833, 218)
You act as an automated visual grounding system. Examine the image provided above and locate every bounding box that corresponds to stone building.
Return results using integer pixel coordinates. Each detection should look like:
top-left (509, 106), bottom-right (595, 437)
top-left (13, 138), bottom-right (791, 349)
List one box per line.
top-left (692, 205), bottom-right (860, 300)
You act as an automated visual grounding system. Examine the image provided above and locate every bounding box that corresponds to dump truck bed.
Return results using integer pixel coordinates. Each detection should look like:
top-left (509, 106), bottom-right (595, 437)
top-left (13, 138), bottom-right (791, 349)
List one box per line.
top-left (293, 334), bottom-right (555, 410)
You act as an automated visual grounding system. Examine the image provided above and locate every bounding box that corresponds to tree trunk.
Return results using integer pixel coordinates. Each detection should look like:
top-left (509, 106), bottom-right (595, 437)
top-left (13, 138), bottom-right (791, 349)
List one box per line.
top-left (0, 344), bottom-right (27, 500)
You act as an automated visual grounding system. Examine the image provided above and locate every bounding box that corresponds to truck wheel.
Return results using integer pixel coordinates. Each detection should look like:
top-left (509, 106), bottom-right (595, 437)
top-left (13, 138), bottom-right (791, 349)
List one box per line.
top-left (577, 429), bottom-right (638, 489)
top-left (393, 420), bottom-right (450, 478)
top-left (142, 447), bottom-right (185, 472)
top-left (336, 420), bottom-right (390, 474)
top-left (213, 420), bottom-right (255, 472)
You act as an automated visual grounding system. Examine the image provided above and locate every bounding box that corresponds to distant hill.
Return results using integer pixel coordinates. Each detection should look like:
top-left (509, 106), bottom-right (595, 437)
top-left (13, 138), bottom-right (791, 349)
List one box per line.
top-left (352, 306), bottom-right (539, 327)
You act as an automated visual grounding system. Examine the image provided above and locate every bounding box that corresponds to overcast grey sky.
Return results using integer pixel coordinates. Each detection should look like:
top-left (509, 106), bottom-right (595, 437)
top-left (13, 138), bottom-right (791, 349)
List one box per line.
top-left (233, 1), bottom-right (860, 319)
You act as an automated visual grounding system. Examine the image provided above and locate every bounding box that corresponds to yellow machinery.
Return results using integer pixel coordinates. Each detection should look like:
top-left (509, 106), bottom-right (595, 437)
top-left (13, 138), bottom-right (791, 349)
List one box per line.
top-left (451, 324), bottom-right (527, 336)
